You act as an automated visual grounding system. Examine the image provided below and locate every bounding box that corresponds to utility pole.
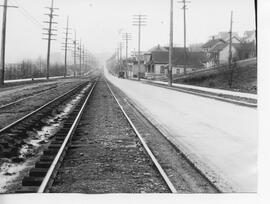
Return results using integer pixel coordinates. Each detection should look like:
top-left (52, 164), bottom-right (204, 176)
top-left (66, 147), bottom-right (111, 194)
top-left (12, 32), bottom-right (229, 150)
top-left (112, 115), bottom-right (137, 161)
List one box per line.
top-left (0, 0), bottom-right (18, 86)
top-left (119, 42), bottom-right (123, 73)
top-left (79, 39), bottom-right (82, 76)
top-left (133, 14), bottom-right (147, 81)
top-left (168, 0), bottom-right (173, 87)
top-left (115, 48), bottom-right (119, 75)
top-left (228, 11), bottom-right (233, 88)
top-left (62, 16), bottom-right (72, 78)
top-left (73, 30), bottom-right (78, 76)
top-left (178, 0), bottom-right (191, 75)
top-left (122, 32), bottom-right (132, 78)
top-left (43, 0), bottom-right (58, 80)
top-left (82, 45), bottom-right (85, 75)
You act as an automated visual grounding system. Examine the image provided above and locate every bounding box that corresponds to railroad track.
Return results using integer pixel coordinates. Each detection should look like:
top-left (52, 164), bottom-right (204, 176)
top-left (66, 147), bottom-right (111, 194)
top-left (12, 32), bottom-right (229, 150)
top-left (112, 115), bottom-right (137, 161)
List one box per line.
top-left (15, 77), bottom-right (177, 193)
top-left (0, 80), bottom-right (87, 111)
top-left (0, 80), bottom-right (94, 162)
top-left (0, 85), bottom-right (57, 110)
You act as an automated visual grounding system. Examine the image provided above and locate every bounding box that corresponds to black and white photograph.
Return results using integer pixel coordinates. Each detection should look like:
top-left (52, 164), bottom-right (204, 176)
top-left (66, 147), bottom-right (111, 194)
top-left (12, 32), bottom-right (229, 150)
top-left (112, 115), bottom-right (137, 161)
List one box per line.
top-left (0, 0), bottom-right (267, 203)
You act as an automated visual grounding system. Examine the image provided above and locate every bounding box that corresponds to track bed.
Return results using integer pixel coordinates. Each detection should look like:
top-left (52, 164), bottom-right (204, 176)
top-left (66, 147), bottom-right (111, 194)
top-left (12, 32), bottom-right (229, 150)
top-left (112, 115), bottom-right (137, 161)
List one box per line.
top-left (51, 79), bottom-right (170, 193)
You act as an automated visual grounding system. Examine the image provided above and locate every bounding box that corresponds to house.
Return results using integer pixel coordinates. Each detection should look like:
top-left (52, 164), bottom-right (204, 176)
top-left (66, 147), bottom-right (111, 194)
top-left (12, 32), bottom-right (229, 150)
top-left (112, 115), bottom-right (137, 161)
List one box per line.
top-left (202, 38), bottom-right (226, 53)
top-left (243, 30), bottom-right (256, 43)
top-left (202, 38), bottom-right (226, 67)
top-left (202, 34), bottom-right (243, 67)
top-left (218, 43), bottom-right (241, 64)
top-left (242, 30), bottom-right (256, 57)
top-left (223, 36), bottom-right (242, 44)
top-left (127, 57), bottom-right (146, 78)
top-left (144, 45), bottom-right (205, 79)
top-left (238, 42), bottom-right (256, 59)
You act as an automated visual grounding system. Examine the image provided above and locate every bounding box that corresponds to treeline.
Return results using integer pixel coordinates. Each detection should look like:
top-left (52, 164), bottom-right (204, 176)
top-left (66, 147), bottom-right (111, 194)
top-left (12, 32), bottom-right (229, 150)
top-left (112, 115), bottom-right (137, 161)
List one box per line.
top-left (5, 60), bottom-right (70, 80)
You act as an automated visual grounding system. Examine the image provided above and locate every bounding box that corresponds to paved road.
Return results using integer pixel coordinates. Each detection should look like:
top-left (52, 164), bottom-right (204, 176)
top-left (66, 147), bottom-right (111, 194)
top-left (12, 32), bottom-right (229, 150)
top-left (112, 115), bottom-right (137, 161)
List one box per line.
top-left (106, 72), bottom-right (257, 192)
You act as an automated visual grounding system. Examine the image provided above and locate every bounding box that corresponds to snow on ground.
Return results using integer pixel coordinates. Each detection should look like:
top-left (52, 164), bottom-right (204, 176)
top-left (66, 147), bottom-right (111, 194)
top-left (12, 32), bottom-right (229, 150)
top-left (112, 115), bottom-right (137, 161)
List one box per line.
top-left (143, 79), bottom-right (257, 100)
top-left (106, 71), bottom-right (257, 192)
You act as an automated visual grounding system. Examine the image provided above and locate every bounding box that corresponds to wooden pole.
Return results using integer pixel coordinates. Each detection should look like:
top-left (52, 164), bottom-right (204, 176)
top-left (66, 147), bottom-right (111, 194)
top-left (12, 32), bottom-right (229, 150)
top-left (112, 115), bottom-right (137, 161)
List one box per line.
top-left (64, 16), bottom-right (69, 78)
top-left (0, 0), bottom-right (8, 85)
top-left (168, 0), bottom-right (173, 87)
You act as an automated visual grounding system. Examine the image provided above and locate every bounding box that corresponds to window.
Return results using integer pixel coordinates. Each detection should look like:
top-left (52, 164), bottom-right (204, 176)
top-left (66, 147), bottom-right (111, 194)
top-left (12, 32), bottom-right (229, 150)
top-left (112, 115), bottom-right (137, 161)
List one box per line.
top-left (160, 66), bottom-right (165, 74)
top-left (176, 69), bottom-right (180, 74)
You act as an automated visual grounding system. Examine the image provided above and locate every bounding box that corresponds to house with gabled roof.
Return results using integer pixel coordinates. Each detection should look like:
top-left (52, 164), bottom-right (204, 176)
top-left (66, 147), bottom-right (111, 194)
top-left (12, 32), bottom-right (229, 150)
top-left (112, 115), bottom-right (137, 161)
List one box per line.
top-left (202, 37), bottom-right (227, 67)
top-left (202, 38), bottom-right (226, 52)
top-left (144, 45), bottom-right (206, 79)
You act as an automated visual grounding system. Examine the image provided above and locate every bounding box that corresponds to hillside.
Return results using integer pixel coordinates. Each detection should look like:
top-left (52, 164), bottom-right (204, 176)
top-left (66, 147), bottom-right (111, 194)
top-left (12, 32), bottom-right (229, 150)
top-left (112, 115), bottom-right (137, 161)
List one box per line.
top-left (174, 59), bottom-right (257, 94)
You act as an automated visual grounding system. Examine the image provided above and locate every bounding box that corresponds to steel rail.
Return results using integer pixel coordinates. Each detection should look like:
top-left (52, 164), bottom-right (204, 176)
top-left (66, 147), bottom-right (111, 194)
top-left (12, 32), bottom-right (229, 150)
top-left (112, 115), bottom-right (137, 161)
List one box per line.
top-left (0, 85), bottom-right (60, 110)
top-left (37, 79), bottom-right (98, 193)
top-left (0, 81), bottom-right (82, 110)
top-left (111, 81), bottom-right (222, 193)
top-left (105, 79), bottom-right (178, 193)
top-left (0, 81), bottom-right (89, 134)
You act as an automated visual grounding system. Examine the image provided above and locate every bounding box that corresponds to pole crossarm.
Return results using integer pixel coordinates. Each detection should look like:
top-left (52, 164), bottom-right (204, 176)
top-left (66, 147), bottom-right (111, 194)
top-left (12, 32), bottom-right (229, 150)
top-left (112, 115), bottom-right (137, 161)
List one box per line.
top-left (43, 21), bottom-right (58, 24)
top-left (0, 5), bottom-right (18, 8)
top-left (132, 14), bottom-right (147, 81)
top-left (122, 32), bottom-right (132, 79)
top-left (45, 6), bottom-right (59, 10)
top-left (177, 0), bottom-right (191, 75)
top-left (43, 0), bottom-right (58, 80)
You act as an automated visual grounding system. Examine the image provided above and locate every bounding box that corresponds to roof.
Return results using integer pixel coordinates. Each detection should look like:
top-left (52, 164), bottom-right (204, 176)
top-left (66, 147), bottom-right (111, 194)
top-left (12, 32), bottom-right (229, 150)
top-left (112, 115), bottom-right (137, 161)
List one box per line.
top-left (151, 51), bottom-right (169, 64)
top-left (202, 39), bottom-right (225, 49)
top-left (148, 46), bottom-right (205, 68)
top-left (209, 43), bottom-right (228, 52)
top-left (223, 36), bottom-right (242, 43)
top-left (173, 51), bottom-right (206, 67)
top-left (244, 30), bottom-right (255, 37)
top-left (147, 45), bottom-right (168, 53)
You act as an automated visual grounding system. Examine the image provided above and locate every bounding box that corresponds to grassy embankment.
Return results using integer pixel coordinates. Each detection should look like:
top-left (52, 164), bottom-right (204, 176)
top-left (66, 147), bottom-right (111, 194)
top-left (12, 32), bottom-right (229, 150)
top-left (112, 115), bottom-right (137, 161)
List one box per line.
top-left (174, 62), bottom-right (257, 94)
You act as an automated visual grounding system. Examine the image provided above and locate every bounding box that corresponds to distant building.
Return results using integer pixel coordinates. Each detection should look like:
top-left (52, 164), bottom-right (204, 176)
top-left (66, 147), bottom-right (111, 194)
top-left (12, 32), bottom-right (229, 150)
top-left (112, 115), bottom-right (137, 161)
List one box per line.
top-left (202, 38), bottom-right (226, 67)
top-left (127, 57), bottom-right (145, 78)
top-left (144, 45), bottom-right (205, 79)
top-left (202, 30), bottom-right (256, 67)
top-left (218, 43), bottom-right (241, 64)
top-left (243, 30), bottom-right (256, 43)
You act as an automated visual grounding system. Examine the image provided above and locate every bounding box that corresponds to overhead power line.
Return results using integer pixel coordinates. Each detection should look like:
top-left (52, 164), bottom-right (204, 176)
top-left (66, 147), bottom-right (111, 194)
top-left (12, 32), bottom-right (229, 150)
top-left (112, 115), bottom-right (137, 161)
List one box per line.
top-left (11, 0), bottom-right (43, 28)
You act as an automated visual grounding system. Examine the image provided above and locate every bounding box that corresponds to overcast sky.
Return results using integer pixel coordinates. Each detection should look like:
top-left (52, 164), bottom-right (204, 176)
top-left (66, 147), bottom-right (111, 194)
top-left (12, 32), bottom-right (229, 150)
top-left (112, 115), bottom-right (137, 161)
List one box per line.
top-left (1, 0), bottom-right (255, 63)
